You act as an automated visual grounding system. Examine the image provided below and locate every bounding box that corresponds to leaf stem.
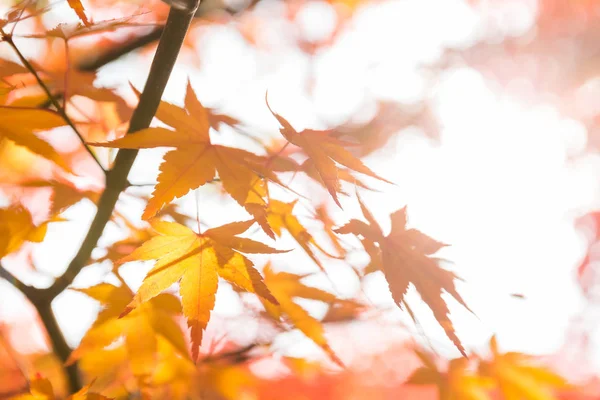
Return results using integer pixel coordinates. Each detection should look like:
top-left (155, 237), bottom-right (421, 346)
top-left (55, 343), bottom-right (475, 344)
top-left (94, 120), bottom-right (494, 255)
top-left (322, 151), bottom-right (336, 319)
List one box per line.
top-left (0, 29), bottom-right (106, 174)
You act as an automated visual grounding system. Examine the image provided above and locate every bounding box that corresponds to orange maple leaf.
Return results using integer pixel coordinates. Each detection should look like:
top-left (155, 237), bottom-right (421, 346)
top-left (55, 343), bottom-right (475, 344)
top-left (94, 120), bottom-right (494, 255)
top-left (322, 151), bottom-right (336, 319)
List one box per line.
top-left (261, 264), bottom-right (344, 367)
top-left (407, 350), bottom-right (494, 400)
top-left (335, 196), bottom-right (473, 356)
top-left (266, 200), bottom-right (340, 273)
top-left (14, 375), bottom-right (111, 399)
top-left (67, 0), bottom-right (91, 27)
top-left (90, 82), bottom-right (279, 237)
top-left (0, 206), bottom-right (53, 258)
top-left (66, 283), bottom-right (189, 379)
top-left (478, 336), bottom-right (567, 400)
top-left (0, 107), bottom-right (72, 173)
top-left (266, 96), bottom-right (391, 207)
top-left (116, 219), bottom-right (283, 361)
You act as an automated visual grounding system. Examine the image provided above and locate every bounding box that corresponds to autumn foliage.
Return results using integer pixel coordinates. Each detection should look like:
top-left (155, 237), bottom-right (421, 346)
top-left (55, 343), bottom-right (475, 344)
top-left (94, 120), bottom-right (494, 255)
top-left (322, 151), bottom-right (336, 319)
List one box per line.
top-left (0, 0), bottom-right (598, 399)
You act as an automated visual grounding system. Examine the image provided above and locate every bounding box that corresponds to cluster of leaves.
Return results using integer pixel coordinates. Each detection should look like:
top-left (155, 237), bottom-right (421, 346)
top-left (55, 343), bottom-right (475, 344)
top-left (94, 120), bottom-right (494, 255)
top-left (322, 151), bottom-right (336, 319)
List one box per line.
top-left (0, 0), bottom-right (584, 399)
top-left (408, 337), bottom-right (568, 400)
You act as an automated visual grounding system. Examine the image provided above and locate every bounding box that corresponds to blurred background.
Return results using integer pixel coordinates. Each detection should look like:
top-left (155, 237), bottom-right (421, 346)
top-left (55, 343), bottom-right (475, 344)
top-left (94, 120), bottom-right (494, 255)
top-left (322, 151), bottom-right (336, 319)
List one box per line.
top-left (2, 0), bottom-right (600, 398)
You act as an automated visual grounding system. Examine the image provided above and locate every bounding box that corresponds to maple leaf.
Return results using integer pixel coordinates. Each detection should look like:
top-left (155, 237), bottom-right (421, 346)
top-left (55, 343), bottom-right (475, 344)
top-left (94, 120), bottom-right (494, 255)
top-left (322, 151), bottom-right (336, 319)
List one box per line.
top-left (0, 206), bottom-right (52, 258)
top-left (266, 97), bottom-right (391, 207)
top-left (92, 227), bottom-right (153, 266)
top-left (314, 204), bottom-right (347, 258)
top-left (89, 82), bottom-right (279, 237)
top-left (261, 264), bottom-right (344, 366)
top-left (115, 219), bottom-right (283, 361)
top-left (67, 0), bottom-right (91, 27)
top-left (67, 283), bottom-right (189, 379)
top-left (12, 375), bottom-right (111, 400)
top-left (267, 200), bottom-right (339, 273)
top-left (197, 362), bottom-right (256, 400)
top-left (478, 336), bottom-right (567, 400)
top-left (18, 179), bottom-right (101, 215)
top-left (321, 299), bottom-right (366, 323)
top-left (151, 337), bottom-right (197, 400)
top-left (19, 14), bottom-right (149, 41)
top-left (0, 107), bottom-right (72, 173)
top-left (407, 350), bottom-right (494, 400)
top-left (335, 196), bottom-right (473, 356)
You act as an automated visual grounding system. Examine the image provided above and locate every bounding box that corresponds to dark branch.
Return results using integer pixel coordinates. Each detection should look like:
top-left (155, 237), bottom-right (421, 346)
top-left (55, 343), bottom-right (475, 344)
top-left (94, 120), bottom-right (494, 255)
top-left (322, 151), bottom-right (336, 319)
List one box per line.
top-left (76, 0), bottom-right (257, 73)
top-left (45, 0), bottom-right (201, 300)
top-left (0, 1), bottom-right (201, 393)
top-left (0, 262), bottom-right (40, 302)
top-left (78, 27), bottom-right (164, 72)
top-left (35, 303), bottom-right (80, 392)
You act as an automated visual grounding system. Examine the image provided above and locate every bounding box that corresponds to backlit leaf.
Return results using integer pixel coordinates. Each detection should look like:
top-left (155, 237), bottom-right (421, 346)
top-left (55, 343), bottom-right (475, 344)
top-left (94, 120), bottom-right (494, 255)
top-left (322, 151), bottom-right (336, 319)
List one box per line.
top-left (0, 107), bottom-right (71, 173)
top-left (335, 196), bottom-right (472, 356)
top-left (266, 96), bottom-right (391, 207)
top-left (116, 219), bottom-right (281, 360)
top-left (261, 264), bottom-right (343, 366)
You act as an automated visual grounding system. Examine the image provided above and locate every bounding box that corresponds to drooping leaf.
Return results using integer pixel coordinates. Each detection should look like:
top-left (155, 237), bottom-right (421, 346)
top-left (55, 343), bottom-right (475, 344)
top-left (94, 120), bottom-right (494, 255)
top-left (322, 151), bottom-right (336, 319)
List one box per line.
top-left (261, 264), bottom-right (343, 366)
top-left (267, 200), bottom-right (339, 273)
top-left (314, 204), bottom-right (347, 258)
top-left (266, 97), bottom-right (391, 207)
top-left (116, 219), bottom-right (282, 361)
top-left (335, 196), bottom-right (472, 356)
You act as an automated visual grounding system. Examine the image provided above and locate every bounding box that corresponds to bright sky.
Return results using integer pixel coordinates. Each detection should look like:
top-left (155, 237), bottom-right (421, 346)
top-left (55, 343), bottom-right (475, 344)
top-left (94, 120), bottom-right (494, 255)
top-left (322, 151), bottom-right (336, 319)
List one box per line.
top-left (2, 0), bottom-right (599, 374)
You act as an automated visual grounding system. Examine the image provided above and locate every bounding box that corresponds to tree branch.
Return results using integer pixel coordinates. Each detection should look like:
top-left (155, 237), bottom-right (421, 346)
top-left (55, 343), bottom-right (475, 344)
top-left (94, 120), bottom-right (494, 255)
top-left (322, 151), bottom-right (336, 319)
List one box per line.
top-left (76, 0), bottom-right (260, 73)
top-left (0, 1), bottom-right (201, 393)
top-left (45, 0), bottom-right (201, 300)
top-left (35, 303), bottom-right (80, 393)
top-left (0, 264), bottom-right (77, 390)
top-left (0, 262), bottom-right (40, 302)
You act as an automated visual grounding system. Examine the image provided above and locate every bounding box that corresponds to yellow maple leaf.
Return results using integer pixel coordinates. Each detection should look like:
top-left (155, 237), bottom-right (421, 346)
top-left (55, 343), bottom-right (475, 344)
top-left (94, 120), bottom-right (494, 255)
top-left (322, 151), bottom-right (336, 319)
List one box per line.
top-left (0, 107), bottom-right (72, 173)
top-left (89, 82), bottom-right (280, 238)
top-left (0, 206), bottom-right (52, 258)
top-left (116, 219), bottom-right (283, 360)
top-left (407, 350), bottom-right (494, 400)
top-left (151, 337), bottom-right (197, 400)
top-left (11, 376), bottom-right (111, 400)
top-left (478, 336), bottom-right (567, 400)
top-left (267, 200), bottom-right (339, 273)
top-left (261, 264), bottom-right (343, 366)
top-left (266, 97), bottom-right (391, 207)
top-left (67, 283), bottom-right (188, 380)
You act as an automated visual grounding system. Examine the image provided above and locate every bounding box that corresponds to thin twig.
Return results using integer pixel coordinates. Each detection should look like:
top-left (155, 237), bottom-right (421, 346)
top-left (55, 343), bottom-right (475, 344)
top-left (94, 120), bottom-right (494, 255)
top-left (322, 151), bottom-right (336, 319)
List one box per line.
top-left (0, 29), bottom-right (106, 174)
top-left (200, 343), bottom-right (259, 364)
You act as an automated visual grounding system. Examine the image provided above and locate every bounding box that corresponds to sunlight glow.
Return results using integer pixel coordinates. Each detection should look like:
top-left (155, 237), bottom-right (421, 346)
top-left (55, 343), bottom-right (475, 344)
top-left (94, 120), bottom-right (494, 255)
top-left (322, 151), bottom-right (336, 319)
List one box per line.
top-left (1, 0), bottom-right (597, 370)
